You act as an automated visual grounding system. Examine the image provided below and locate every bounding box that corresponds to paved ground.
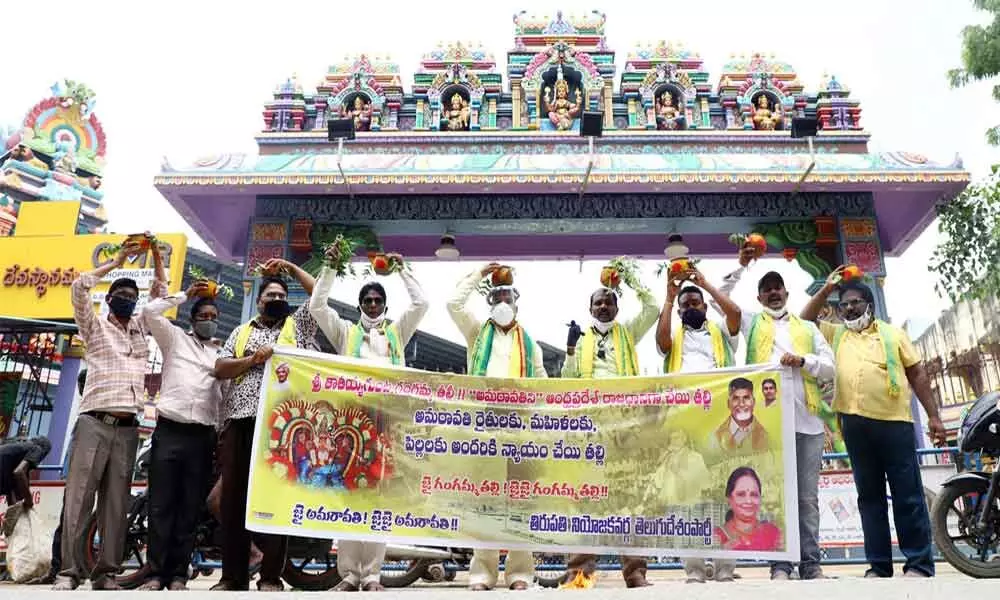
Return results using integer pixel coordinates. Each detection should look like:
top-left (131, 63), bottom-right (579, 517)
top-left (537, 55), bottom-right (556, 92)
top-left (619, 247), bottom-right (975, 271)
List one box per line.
top-left (0, 564), bottom-right (988, 598)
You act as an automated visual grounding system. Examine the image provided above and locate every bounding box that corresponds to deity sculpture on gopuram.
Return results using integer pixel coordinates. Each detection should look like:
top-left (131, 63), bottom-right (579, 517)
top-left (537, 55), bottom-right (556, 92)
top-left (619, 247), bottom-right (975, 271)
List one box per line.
top-left (414, 42), bottom-right (500, 131)
top-left (543, 71), bottom-right (583, 131)
top-left (751, 93), bottom-right (783, 131)
top-left (442, 92), bottom-right (471, 131)
top-left (509, 11), bottom-right (612, 131)
top-left (656, 90), bottom-right (684, 130)
top-left (341, 95), bottom-right (374, 132)
top-left (624, 41), bottom-right (710, 130)
top-left (717, 52), bottom-right (805, 131)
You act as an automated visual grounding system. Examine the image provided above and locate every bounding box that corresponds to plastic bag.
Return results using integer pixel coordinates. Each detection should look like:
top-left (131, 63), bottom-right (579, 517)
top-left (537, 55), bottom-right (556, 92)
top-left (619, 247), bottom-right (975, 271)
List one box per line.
top-left (6, 508), bottom-right (51, 583)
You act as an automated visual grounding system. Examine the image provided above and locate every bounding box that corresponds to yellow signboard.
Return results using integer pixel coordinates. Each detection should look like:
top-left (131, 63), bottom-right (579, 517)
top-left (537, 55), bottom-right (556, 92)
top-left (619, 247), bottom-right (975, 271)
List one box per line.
top-left (0, 233), bottom-right (188, 319)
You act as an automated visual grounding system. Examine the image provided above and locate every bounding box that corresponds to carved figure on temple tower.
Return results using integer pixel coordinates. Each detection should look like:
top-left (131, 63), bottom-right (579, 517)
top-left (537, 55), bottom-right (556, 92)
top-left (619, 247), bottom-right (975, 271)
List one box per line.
top-left (442, 92), bottom-right (471, 131)
top-left (751, 94), bottom-right (783, 131)
top-left (52, 139), bottom-right (78, 174)
top-left (544, 77), bottom-right (583, 131)
top-left (341, 95), bottom-right (373, 132)
top-left (9, 144), bottom-right (49, 171)
top-left (656, 90), bottom-right (685, 130)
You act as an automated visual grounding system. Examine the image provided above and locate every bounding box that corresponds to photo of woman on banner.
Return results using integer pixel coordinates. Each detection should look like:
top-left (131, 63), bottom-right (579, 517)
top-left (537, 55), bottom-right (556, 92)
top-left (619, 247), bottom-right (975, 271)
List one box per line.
top-left (715, 466), bottom-right (781, 552)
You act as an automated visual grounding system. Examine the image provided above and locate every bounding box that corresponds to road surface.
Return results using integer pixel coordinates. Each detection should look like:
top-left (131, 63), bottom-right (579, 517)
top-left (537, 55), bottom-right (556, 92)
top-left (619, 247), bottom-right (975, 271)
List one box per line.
top-left (0, 564), bottom-right (987, 598)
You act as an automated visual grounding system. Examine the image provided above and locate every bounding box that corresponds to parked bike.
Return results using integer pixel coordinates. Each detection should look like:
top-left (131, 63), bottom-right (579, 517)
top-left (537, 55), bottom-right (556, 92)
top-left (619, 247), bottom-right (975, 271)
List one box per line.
top-left (932, 390), bottom-right (1000, 578)
top-left (76, 488), bottom-right (443, 590)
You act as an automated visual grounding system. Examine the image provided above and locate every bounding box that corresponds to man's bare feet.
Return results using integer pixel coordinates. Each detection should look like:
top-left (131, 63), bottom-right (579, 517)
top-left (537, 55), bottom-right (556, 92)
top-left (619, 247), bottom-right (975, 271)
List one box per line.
top-left (509, 581), bottom-right (529, 590)
top-left (362, 581), bottom-right (385, 591)
top-left (469, 584), bottom-right (490, 591)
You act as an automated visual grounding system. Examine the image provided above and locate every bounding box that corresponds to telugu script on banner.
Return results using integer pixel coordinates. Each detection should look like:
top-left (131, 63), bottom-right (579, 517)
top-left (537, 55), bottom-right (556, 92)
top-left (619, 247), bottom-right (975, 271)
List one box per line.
top-left (246, 348), bottom-right (799, 560)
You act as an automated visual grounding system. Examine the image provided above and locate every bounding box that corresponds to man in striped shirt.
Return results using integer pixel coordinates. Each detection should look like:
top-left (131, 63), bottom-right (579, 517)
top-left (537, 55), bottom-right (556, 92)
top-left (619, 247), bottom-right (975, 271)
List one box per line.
top-left (54, 241), bottom-right (151, 591)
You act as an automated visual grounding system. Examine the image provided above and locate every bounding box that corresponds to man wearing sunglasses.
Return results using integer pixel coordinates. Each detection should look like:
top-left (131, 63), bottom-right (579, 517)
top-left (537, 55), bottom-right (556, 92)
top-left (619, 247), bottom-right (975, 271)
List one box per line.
top-left (308, 246), bottom-right (428, 592)
top-left (213, 258), bottom-right (317, 592)
top-left (801, 267), bottom-right (945, 579)
top-left (137, 280), bottom-right (224, 590)
top-left (55, 241), bottom-right (149, 591)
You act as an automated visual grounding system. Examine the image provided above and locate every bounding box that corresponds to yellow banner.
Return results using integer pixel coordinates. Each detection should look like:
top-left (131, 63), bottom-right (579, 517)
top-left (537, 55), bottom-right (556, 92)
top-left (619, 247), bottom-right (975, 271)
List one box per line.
top-left (247, 348), bottom-right (798, 561)
top-left (0, 233), bottom-right (187, 319)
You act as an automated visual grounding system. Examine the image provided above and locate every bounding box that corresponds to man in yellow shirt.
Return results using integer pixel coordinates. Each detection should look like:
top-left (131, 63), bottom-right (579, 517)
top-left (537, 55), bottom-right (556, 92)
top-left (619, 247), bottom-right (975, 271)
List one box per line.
top-left (801, 272), bottom-right (946, 579)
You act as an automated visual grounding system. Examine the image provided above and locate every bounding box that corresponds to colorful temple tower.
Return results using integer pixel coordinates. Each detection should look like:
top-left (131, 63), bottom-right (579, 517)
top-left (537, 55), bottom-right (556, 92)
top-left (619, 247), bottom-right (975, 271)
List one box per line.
top-left (0, 80), bottom-right (109, 235)
top-left (156, 10), bottom-right (970, 329)
top-left (412, 41), bottom-right (503, 132)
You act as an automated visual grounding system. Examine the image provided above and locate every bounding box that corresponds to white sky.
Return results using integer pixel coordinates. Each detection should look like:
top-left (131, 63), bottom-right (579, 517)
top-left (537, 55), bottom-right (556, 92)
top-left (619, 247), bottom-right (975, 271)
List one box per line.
top-left (3, 0), bottom-right (999, 369)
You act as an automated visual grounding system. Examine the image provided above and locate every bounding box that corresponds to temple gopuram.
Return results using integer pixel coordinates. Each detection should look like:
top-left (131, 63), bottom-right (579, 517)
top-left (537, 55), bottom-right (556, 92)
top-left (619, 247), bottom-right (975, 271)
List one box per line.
top-left (0, 79), bottom-right (108, 236)
top-left (155, 10), bottom-right (970, 322)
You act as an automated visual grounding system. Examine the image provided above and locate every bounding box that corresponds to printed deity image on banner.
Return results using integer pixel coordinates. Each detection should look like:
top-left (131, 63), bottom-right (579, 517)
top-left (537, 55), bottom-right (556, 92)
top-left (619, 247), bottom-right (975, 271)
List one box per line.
top-left (266, 361), bottom-right (393, 490)
top-left (247, 351), bottom-right (795, 560)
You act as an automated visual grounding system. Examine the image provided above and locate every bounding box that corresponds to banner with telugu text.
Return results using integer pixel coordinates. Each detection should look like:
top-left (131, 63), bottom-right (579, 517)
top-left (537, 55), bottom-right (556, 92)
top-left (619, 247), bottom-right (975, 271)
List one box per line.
top-left (246, 347), bottom-right (799, 561)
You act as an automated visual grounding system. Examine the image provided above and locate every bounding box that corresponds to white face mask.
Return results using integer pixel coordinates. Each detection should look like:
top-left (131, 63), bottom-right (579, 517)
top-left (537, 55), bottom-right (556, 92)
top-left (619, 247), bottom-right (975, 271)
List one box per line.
top-left (844, 308), bottom-right (873, 332)
top-left (490, 302), bottom-right (516, 328)
top-left (763, 306), bottom-right (788, 319)
top-left (591, 318), bottom-right (614, 335)
top-left (359, 310), bottom-right (386, 330)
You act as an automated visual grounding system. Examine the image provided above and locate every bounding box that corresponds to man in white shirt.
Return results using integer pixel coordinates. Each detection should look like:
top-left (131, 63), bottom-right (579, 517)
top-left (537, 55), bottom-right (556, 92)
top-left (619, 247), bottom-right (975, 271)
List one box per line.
top-left (654, 270), bottom-right (742, 583)
top-left (719, 266), bottom-right (835, 580)
top-left (447, 263), bottom-right (546, 591)
top-left (309, 250), bottom-right (428, 592)
top-left (138, 280), bottom-right (224, 591)
top-left (561, 283), bottom-right (658, 588)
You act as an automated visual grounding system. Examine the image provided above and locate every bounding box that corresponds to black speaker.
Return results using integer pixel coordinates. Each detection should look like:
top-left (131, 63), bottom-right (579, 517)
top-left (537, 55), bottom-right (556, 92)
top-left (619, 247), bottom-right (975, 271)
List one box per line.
top-left (328, 118), bottom-right (356, 141)
top-left (791, 117), bottom-right (818, 139)
top-left (580, 111), bottom-right (604, 138)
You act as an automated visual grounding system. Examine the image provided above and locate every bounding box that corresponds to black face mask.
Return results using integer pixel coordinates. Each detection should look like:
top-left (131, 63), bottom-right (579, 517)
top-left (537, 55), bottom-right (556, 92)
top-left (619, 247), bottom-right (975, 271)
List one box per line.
top-left (680, 307), bottom-right (707, 330)
top-left (262, 299), bottom-right (292, 320)
top-left (108, 296), bottom-right (137, 319)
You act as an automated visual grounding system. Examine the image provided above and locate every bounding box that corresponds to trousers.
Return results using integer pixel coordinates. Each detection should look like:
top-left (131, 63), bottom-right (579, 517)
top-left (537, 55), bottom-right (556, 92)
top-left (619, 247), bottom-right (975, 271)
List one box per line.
top-left (771, 432), bottom-right (824, 576)
top-left (145, 417), bottom-right (215, 584)
top-left (840, 414), bottom-right (935, 577)
top-left (337, 540), bottom-right (386, 587)
top-left (58, 414), bottom-right (138, 583)
top-left (220, 418), bottom-right (287, 588)
top-left (468, 550), bottom-right (534, 588)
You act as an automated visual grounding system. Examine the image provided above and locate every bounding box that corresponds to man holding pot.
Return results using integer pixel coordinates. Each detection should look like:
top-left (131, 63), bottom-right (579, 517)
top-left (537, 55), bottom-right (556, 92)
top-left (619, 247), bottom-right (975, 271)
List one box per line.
top-left (308, 246), bottom-right (429, 591)
top-left (212, 258), bottom-right (317, 592)
top-left (138, 279), bottom-right (224, 590)
top-left (54, 240), bottom-right (149, 591)
top-left (561, 276), bottom-right (659, 588)
top-left (447, 263), bottom-right (546, 591)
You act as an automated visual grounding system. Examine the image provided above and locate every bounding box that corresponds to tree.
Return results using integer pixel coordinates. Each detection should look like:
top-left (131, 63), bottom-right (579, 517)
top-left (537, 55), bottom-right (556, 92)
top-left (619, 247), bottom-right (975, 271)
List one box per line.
top-left (930, 166), bottom-right (1000, 301)
top-left (948, 0), bottom-right (1000, 145)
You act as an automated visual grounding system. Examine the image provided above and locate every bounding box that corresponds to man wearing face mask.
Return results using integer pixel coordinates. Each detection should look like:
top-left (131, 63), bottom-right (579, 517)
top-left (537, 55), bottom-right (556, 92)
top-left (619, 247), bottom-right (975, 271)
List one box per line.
top-left (212, 258), bottom-right (317, 592)
top-left (561, 283), bottom-right (658, 588)
top-left (308, 247), bottom-right (428, 592)
top-left (138, 280), bottom-right (224, 591)
top-left (447, 263), bottom-right (546, 591)
top-left (719, 266), bottom-right (834, 582)
top-left (653, 270), bottom-right (741, 584)
top-left (656, 270), bottom-right (741, 375)
top-left (54, 241), bottom-right (150, 591)
top-left (801, 269), bottom-right (945, 579)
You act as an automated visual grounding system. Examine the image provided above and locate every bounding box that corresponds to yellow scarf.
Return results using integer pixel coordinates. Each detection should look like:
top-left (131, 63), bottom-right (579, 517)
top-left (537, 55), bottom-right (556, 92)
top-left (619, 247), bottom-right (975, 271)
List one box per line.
top-left (746, 312), bottom-right (822, 415)
top-left (665, 321), bottom-right (733, 373)
top-left (578, 322), bottom-right (638, 377)
top-left (234, 316), bottom-right (297, 383)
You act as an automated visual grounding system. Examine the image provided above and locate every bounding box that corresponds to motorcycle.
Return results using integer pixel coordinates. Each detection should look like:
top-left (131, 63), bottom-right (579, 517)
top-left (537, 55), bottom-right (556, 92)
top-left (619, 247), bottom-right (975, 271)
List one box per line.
top-left (75, 489), bottom-right (432, 590)
top-left (932, 390), bottom-right (1000, 578)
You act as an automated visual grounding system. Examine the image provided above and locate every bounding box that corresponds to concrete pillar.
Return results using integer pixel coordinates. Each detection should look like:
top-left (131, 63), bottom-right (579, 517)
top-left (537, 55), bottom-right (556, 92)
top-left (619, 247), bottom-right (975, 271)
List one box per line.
top-left (45, 351), bottom-right (81, 480)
